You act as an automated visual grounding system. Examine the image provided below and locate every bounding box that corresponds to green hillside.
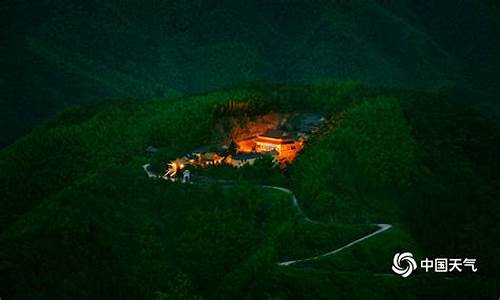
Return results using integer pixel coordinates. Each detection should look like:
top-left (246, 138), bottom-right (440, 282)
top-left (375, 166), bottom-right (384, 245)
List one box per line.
top-left (1, 82), bottom-right (499, 299)
top-left (2, 0), bottom-right (500, 147)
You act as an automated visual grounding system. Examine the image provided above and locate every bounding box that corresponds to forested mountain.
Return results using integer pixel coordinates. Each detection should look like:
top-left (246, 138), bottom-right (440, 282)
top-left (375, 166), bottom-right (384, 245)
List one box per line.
top-left (1, 1), bottom-right (500, 298)
top-left (1, 0), bottom-right (499, 147)
top-left (1, 82), bottom-right (499, 299)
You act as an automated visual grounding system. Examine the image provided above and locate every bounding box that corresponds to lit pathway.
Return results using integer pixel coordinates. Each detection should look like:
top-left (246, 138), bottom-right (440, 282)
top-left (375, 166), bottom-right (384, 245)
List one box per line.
top-left (262, 186), bottom-right (392, 266)
top-left (277, 223), bottom-right (392, 266)
top-left (262, 185), bottom-right (317, 224)
top-left (142, 164), bottom-right (157, 178)
top-left (142, 165), bottom-right (393, 267)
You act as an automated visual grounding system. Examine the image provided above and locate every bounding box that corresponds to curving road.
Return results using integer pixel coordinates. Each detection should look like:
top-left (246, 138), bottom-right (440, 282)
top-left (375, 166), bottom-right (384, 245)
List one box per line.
top-left (262, 185), bottom-right (317, 224)
top-left (277, 223), bottom-right (392, 266)
top-left (142, 165), bottom-right (393, 267)
top-left (261, 186), bottom-right (392, 266)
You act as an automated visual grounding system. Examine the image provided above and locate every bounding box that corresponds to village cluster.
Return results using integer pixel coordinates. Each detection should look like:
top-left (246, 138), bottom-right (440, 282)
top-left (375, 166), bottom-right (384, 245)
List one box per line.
top-left (151, 113), bottom-right (326, 182)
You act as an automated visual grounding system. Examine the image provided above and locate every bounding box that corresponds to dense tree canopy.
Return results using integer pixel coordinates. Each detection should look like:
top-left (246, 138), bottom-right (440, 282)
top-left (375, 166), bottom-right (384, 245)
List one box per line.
top-left (1, 82), bottom-right (499, 298)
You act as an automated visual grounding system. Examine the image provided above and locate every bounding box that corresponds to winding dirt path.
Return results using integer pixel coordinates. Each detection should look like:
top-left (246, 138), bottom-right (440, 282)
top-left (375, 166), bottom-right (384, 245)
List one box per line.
top-left (262, 185), bottom-right (317, 224)
top-left (277, 223), bottom-right (392, 266)
top-left (262, 186), bottom-right (393, 266)
top-left (142, 166), bottom-right (393, 267)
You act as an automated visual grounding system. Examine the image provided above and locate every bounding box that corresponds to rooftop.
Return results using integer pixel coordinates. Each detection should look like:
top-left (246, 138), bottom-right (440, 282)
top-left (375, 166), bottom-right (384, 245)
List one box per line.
top-left (255, 137), bottom-right (294, 145)
top-left (302, 113), bottom-right (325, 125)
top-left (259, 129), bottom-right (289, 139)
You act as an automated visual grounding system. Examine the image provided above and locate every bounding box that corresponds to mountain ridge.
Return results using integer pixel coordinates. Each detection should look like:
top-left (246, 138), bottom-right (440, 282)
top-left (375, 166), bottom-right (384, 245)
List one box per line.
top-left (1, 0), bottom-right (499, 147)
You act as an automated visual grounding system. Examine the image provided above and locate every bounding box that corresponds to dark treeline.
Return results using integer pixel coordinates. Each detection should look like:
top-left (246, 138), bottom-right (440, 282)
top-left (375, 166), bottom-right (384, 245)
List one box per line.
top-left (2, 0), bottom-right (500, 147)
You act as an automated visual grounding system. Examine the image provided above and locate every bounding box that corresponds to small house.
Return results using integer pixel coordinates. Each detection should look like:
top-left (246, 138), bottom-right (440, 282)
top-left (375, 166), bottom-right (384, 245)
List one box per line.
top-left (192, 145), bottom-right (227, 165)
top-left (228, 153), bottom-right (263, 168)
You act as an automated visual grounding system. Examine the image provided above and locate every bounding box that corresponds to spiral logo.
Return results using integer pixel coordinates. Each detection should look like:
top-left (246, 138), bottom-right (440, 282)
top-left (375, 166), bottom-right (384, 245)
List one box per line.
top-left (392, 252), bottom-right (417, 278)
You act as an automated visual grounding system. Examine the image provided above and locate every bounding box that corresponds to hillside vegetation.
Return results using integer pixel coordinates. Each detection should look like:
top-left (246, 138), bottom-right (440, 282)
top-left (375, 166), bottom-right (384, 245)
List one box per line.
top-left (2, 0), bottom-right (500, 146)
top-left (1, 82), bottom-right (499, 299)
